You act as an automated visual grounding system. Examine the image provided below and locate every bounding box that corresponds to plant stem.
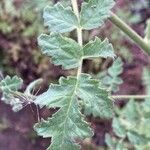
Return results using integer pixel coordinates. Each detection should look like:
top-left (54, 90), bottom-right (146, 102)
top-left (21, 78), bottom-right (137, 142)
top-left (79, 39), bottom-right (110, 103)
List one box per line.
top-left (110, 12), bottom-right (150, 55)
top-left (71, 0), bottom-right (83, 46)
top-left (71, 0), bottom-right (83, 77)
top-left (145, 19), bottom-right (150, 44)
top-left (112, 95), bottom-right (150, 99)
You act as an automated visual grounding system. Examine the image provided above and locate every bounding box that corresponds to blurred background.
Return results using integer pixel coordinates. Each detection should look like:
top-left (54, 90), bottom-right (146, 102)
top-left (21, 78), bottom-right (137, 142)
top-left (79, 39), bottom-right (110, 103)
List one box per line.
top-left (0, 0), bottom-right (150, 149)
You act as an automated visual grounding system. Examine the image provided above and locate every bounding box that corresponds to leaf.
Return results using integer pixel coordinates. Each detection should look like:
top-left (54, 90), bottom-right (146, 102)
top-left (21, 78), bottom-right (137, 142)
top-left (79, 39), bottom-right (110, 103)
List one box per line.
top-left (77, 74), bottom-right (113, 118)
top-left (142, 99), bottom-right (150, 113)
top-left (38, 33), bottom-right (82, 69)
top-left (136, 118), bottom-right (150, 138)
top-left (116, 139), bottom-right (127, 150)
top-left (121, 99), bottom-right (139, 123)
top-left (0, 76), bottom-right (23, 93)
top-left (35, 75), bottom-right (93, 149)
top-left (38, 34), bottom-right (115, 69)
top-left (135, 143), bottom-right (150, 150)
top-left (112, 117), bottom-right (126, 138)
top-left (0, 76), bottom-right (24, 111)
top-left (80, 0), bottom-right (115, 30)
top-left (99, 58), bottom-right (123, 92)
top-left (0, 77), bottom-right (42, 112)
top-left (35, 103), bottom-right (92, 150)
top-left (108, 58), bottom-right (123, 76)
top-left (105, 133), bottom-right (116, 150)
top-left (142, 67), bottom-right (150, 95)
top-left (83, 37), bottom-right (116, 59)
top-left (35, 74), bottom-right (113, 149)
top-left (43, 3), bottom-right (79, 33)
top-left (23, 0), bottom-right (52, 12)
top-left (127, 132), bottom-right (149, 145)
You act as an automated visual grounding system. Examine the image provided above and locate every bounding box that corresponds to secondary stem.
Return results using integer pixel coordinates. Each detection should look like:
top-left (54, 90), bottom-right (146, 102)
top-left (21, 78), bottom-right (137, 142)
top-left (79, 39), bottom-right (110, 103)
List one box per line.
top-left (112, 95), bottom-right (150, 99)
top-left (110, 12), bottom-right (150, 55)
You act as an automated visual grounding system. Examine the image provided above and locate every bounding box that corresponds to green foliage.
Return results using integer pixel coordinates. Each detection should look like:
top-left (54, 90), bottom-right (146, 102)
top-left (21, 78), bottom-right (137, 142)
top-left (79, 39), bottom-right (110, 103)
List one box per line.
top-left (112, 117), bottom-right (126, 138)
top-left (83, 38), bottom-right (115, 59)
top-left (0, 0), bottom-right (117, 149)
top-left (43, 3), bottom-right (79, 33)
top-left (145, 19), bottom-right (150, 44)
top-left (105, 134), bottom-right (116, 150)
top-left (35, 0), bottom-right (116, 149)
top-left (0, 76), bottom-right (23, 93)
top-left (106, 98), bottom-right (150, 150)
top-left (0, 0), bottom-right (17, 16)
top-left (0, 76), bottom-right (42, 112)
top-left (35, 74), bottom-right (113, 149)
top-left (78, 74), bottom-right (113, 118)
top-left (80, 0), bottom-right (115, 30)
top-left (0, 21), bottom-right (12, 33)
top-left (38, 34), bottom-right (115, 69)
top-left (127, 131), bottom-right (149, 145)
top-left (98, 58), bottom-right (123, 92)
top-left (0, 76), bottom-right (23, 111)
top-left (143, 67), bottom-right (150, 95)
top-left (106, 65), bottom-right (150, 150)
top-left (105, 134), bottom-right (127, 150)
top-left (43, 0), bottom-right (115, 32)
top-left (23, 0), bottom-right (51, 12)
top-left (38, 33), bottom-right (82, 69)
top-left (35, 75), bottom-right (94, 149)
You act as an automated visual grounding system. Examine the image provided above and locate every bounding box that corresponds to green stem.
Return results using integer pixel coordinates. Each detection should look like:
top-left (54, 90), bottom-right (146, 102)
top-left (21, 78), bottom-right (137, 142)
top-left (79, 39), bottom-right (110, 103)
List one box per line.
top-left (110, 12), bottom-right (150, 55)
top-left (71, 0), bottom-right (83, 46)
top-left (71, 0), bottom-right (83, 78)
top-left (145, 19), bottom-right (150, 43)
top-left (112, 95), bottom-right (150, 99)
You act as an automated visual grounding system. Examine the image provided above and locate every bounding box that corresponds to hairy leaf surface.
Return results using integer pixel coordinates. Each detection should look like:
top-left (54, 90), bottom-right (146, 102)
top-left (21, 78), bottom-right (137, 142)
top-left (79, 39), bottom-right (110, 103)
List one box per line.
top-left (38, 33), bottom-right (82, 69)
top-left (112, 118), bottom-right (126, 138)
top-left (83, 38), bottom-right (116, 59)
top-left (43, 3), bottom-right (79, 33)
top-left (35, 74), bottom-right (113, 149)
top-left (142, 67), bottom-right (150, 95)
top-left (0, 76), bottom-right (23, 111)
top-left (80, 0), bottom-right (115, 30)
top-left (99, 58), bottom-right (123, 92)
top-left (77, 74), bottom-right (113, 118)
top-left (127, 132), bottom-right (149, 145)
top-left (0, 76), bottom-right (23, 93)
top-left (38, 34), bottom-right (115, 69)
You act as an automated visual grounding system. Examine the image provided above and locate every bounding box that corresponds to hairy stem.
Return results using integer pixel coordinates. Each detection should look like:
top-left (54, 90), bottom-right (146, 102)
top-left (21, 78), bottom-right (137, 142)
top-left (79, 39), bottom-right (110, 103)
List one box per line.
top-left (71, 0), bottom-right (83, 77)
top-left (110, 12), bottom-right (150, 55)
top-left (71, 0), bottom-right (83, 46)
top-left (112, 95), bottom-right (150, 99)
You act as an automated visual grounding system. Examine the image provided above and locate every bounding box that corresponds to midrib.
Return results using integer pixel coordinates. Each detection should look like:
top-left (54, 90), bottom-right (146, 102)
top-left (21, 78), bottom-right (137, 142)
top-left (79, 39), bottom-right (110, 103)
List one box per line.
top-left (59, 78), bottom-right (80, 148)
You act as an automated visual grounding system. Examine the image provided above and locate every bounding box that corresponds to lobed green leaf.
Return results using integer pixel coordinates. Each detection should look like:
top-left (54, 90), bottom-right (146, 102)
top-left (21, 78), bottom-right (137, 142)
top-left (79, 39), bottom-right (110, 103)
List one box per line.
top-left (99, 57), bottom-right (123, 92)
top-left (127, 132), bottom-right (149, 145)
top-left (0, 76), bottom-right (23, 93)
top-left (83, 37), bottom-right (116, 59)
top-left (112, 117), bottom-right (126, 138)
top-left (35, 74), bottom-right (113, 149)
top-left (0, 76), bottom-right (23, 111)
top-left (43, 3), bottom-right (79, 33)
top-left (38, 33), bottom-right (82, 69)
top-left (80, 0), bottom-right (115, 30)
top-left (77, 74), bottom-right (113, 118)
